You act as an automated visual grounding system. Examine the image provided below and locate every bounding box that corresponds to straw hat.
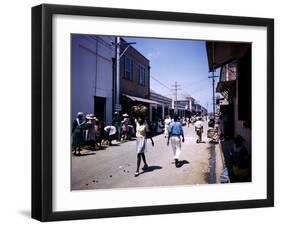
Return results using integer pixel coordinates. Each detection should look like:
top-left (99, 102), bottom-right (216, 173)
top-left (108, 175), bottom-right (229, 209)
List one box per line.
top-left (86, 114), bottom-right (97, 120)
top-left (77, 112), bottom-right (84, 117)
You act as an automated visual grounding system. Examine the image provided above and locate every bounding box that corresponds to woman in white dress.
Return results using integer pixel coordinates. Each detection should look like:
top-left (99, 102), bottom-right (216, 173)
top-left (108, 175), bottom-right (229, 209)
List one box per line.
top-left (164, 115), bottom-right (171, 138)
top-left (134, 116), bottom-right (154, 176)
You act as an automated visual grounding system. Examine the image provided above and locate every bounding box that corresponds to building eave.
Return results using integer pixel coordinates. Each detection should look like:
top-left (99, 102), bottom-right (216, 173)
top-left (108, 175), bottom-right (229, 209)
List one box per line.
top-left (206, 41), bottom-right (251, 71)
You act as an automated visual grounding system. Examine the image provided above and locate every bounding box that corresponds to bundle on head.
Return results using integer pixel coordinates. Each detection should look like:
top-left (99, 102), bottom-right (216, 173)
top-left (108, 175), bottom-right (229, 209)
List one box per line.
top-left (131, 105), bottom-right (148, 118)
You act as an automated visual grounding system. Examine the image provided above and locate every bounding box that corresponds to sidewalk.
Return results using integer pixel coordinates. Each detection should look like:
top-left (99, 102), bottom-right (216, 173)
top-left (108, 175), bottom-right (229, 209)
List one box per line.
top-left (207, 141), bottom-right (225, 184)
top-left (220, 139), bottom-right (251, 183)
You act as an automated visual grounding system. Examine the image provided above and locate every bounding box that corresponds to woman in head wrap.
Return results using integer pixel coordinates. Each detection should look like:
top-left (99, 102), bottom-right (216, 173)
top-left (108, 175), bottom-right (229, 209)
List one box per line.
top-left (72, 112), bottom-right (86, 156)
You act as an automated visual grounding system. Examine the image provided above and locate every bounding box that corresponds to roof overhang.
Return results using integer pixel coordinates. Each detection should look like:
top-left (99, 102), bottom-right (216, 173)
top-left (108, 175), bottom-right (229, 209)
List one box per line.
top-left (216, 80), bottom-right (236, 97)
top-left (206, 41), bottom-right (251, 71)
top-left (123, 94), bottom-right (160, 105)
top-left (216, 80), bottom-right (236, 93)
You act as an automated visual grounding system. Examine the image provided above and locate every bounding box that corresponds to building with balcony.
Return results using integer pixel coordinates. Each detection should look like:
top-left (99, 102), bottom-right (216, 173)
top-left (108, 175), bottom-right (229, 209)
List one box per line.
top-left (206, 41), bottom-right (251, 152)
top-left (119, 38), bottom-right (155, 118)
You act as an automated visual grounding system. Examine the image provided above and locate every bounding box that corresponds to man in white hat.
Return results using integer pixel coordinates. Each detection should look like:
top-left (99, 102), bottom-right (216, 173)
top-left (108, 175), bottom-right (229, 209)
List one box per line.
top-left (121, 113), bottom-right (129, 141)
top-left (194, 117), bottom-right (203, 143)
top-left (112, 112), bottom-right (121, 142)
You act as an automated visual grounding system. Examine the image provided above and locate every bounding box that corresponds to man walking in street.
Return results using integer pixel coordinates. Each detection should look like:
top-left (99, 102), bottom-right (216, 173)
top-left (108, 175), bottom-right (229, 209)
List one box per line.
top-left (112, 112), bottom-right (121, 141)
top-left (121, 113), bottom-right (129, 141)
top-left (194, 117), bottom-right (203, 143)
top-left (167, 115), bottom-right (185, 167)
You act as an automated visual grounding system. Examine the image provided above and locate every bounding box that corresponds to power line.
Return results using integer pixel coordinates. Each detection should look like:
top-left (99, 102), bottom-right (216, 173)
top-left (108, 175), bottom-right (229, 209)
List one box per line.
top-left (151, 75), bottom-right (214, 108)
top-left (150, 75), bottom-right (171, 91)
top-left (181, 77), bottom-right (211, 95)
top-left (151, 76), bottom-right (200, 104)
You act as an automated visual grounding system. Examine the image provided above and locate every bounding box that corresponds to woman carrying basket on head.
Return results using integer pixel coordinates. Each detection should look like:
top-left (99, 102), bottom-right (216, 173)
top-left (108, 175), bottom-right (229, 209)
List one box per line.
top-left (131, 105), bottom-right (154, 177)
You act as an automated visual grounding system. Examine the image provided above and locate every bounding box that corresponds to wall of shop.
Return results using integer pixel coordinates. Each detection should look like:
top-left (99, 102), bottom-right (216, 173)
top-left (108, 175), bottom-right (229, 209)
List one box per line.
top-left (71, 35), bottom-right (115, 124)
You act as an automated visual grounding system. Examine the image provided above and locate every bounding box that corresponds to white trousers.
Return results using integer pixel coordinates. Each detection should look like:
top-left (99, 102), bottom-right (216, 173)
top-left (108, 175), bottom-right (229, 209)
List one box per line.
top-left (171, 136), bottom-right (181, 159)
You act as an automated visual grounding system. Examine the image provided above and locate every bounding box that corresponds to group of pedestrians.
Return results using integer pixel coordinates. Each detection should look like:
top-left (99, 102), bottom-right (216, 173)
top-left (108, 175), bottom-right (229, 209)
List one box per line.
top-left (134, 114), bottom-right (191, 176)
top-left (72, 110), bottom-right (206, 177)
top-left (72, 111), bottom-right (138, 156)
top-left (73, 110), bottom-right (250, 182)
top-left (72, 112), bottom-right (97, 156)
top-left (71, 112), bottom-right (118, 156)
top-left (133, 114), bottom-right (186, 176)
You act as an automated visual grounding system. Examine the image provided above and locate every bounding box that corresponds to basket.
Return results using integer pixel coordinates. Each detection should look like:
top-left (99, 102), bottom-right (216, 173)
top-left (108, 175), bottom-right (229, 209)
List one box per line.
top-left (131, 105), bottom-right (148, 117)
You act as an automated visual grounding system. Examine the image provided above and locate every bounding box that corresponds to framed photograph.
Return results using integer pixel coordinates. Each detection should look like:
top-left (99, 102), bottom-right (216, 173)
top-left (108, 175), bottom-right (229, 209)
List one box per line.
top-left (32, 4), bottom-right (274, 221)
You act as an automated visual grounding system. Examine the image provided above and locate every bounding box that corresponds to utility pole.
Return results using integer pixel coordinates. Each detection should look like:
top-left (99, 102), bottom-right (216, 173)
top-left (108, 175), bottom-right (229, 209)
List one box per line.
top-left (112, 37), bottom-right (136, 110)
top-left (208, 41), bottom-right (219, 119)
top-left (171, 81), bottom-right (181, 115)
top-left (208, 70), bottom-right (218, 118)
top-left (115, 37), bottom-right (120, 106)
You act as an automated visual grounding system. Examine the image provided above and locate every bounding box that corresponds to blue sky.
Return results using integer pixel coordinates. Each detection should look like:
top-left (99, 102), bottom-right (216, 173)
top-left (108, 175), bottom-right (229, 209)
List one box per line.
top-left (125, 37), bottom-right (219, 112)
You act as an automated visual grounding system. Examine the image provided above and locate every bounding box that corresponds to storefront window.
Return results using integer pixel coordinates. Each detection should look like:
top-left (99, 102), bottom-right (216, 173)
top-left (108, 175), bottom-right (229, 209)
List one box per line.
top-left (124, 56), bottom-right (133, 80)
top-left (138, 65), bottom-right (145, 86)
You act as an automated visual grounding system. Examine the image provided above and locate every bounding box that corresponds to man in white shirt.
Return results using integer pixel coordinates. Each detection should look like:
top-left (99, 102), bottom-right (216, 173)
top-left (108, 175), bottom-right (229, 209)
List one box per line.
top-left (167, 115), bottom-right (184, 167)
top-left (194, 117), bottom-right (203, 143)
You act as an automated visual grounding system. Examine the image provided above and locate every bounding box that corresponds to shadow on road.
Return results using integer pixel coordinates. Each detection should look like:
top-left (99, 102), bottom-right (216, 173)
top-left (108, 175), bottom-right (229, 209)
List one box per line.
top-left (197, 141), bottom-right (206, 144)
top-left (93, 146), bottom-right (107, 151)
top-left (141, 165), bottom-right (162, 174)
top-left (73, 150), bottom-right (96, 156)
top-left (81, 152), bottom-right (96, 156)
top-left (176, 160), bottom-right (190, 168)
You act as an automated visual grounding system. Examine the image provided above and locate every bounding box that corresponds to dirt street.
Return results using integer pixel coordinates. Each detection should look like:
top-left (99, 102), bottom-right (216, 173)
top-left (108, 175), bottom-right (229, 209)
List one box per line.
top-left (71, 121), bottom-right (223, 190)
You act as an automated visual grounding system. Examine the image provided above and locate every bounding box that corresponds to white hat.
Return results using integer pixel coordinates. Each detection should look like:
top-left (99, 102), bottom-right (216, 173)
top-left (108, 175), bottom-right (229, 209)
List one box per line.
top-left (122, 113), bottom-right (129, 117)
top-left (77, 112), bottom-right (84, 117)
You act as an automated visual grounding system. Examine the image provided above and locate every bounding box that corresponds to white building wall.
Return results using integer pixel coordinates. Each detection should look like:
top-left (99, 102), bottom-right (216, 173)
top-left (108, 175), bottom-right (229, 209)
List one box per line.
top-left (71, 35), bottom-right (114, 125)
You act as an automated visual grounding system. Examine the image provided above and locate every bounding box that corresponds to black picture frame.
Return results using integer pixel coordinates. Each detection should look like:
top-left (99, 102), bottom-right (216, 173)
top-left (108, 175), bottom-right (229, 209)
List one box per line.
top-left (32, 4), bottom-right (274, 222)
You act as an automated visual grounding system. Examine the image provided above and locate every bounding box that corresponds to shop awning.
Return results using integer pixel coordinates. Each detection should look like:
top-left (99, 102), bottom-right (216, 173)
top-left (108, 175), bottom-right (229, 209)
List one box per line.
top-left (123, 94), bottom-right (161, 105)
top-left (206, 41), bottom-right (251, 71)
top-left (216, 80), bottom-right (236, 96)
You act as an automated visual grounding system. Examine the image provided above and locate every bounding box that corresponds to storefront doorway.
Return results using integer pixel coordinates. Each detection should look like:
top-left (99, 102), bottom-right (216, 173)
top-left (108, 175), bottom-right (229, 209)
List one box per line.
top-left (94, 96), bottom-right (106, 122)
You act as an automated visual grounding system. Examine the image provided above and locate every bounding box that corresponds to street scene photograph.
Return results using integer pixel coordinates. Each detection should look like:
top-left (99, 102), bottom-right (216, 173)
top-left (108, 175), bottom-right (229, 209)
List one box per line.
top-left (71, 34), bottom-right (252, 190)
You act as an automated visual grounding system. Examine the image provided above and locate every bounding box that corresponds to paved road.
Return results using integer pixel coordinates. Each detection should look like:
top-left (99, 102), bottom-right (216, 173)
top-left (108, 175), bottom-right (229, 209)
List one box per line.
top-left (71, 121), bottom-right (223, 190)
